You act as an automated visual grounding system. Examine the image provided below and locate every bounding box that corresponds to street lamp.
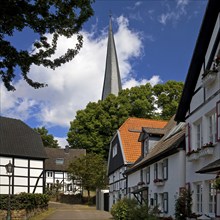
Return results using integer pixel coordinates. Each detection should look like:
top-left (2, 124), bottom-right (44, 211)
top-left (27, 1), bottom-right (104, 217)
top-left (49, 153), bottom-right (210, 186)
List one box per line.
top-left (5, 161), bottom-right (14, 220)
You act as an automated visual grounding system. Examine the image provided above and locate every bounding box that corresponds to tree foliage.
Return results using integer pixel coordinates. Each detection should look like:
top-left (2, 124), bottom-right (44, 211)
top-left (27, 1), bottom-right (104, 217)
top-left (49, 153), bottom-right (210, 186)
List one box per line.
top-left (0, 0), bottom-right (94, 91)
top-left (68, 153), bottom-right (107, 200)
top-left (153, 80), bottom-right (184, 120)
top-left (67, 81), bottom-right (184, 158)
top-left (34, 126), bottom-right (59, 148)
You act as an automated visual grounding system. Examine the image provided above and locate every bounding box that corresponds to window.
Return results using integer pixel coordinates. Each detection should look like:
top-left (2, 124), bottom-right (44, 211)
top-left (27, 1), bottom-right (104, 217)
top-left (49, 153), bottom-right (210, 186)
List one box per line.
top-left (140, 169), bottom-right (143, 182)
top-left (208, 182), bottom-right (216, 214)
top-left (186, 123), bottom-right (191, 152)
top-left (144, 138), bottom-right (149, 155)
top-left (56, 158), bottom-right (64, 165)
top-left (112, 144), bottom-right (117, 157)
top-left (154, 193), bottom-right (158, 206)
top-left (154, 164), bottom-right (158, 180)
top-left (217, 101), bottom-right (220, 141)
top-left (163, 159), bottom-right (168, 180)
top-left (47, 171), bottom-right (53, 177)
top-left (146, 167), bottom-right (150, 184)
top-left (195, 122), bottom-right (202, 148)
top-left (208, 113), bottom-right (216, 143)
top-left (163, 192), bottom-right (168, 213)
top-left (196, 184), bottom-right (203, 213)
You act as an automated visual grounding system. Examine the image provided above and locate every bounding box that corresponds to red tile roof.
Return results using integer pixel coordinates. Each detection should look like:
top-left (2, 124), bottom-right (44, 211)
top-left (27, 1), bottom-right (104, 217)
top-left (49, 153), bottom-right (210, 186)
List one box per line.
top-left (119, 118), bottom-right (167, 163)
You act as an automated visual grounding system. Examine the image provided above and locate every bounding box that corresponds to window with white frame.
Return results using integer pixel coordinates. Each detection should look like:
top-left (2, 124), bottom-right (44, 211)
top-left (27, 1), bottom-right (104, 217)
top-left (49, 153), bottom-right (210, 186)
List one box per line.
top-left (154, 163), bottom-right (158, 180)
top-left (56, 158), bottom-right (64, 165)
top-left (47, 171), bottom-right (53, 177)
top-left (196, 184), bottom-right (203, 213)
top-left (146, 167), bottom-right (150, 184)
top-left (144, 138), bottom-right (149, 155)
top-left (140, 169), bottom-right (143, 182)
top-left (112, 144), bottom-right (117, 157)
top-left (208, 113), bottom-right (216, 143)
top-left (163, 159), bottom-right (168, 180)
top-left (163, 192), bottom-right (168, 213)
top-left (195, 121), bottom-right (202, 149)
top-left (154, 193), bottom-right (158, 206)
top-left (208, 182), bottom-right (216, 214)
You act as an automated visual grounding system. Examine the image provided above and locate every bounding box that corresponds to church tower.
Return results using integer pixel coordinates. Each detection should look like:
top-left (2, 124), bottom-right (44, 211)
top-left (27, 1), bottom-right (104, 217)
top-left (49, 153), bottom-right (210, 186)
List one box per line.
top-left (101, 17), bottom-right (122, 100)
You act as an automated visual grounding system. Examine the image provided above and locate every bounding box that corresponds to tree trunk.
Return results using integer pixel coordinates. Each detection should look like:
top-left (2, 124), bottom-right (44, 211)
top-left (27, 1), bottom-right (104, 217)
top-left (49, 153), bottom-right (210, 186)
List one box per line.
top-left (87, 190), bottom-right (90, 204)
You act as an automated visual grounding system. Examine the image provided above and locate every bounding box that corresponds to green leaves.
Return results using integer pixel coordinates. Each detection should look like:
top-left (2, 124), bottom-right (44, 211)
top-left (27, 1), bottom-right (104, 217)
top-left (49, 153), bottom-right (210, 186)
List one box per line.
top-left (34, 126), bottom-right (60, 148)
top-left (0, 0), bottom-right (94, 91)
top-left (68, 153), bottom-right (107, 193)
top-left (67, 81), bottom-right (184, 159)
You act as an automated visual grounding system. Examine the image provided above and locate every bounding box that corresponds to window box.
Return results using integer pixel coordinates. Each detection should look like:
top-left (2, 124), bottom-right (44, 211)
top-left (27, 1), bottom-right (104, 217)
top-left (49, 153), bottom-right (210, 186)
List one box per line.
top-left (202, 56), bottom-right (220, 87)
top-left (199, 147), bottom-right (214, 157)
top-left (199, 142), bottom-right (214, 157)
top-left (202, 71), bottom-right (217, 87)
top-left (154, 179), bottom-right (164, 186)
top-left (186, 150), bottom-right (200, 162)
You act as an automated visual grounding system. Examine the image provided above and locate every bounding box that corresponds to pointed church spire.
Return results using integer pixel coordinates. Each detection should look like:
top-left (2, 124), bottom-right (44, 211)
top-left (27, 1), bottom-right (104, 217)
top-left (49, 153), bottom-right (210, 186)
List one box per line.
top-left (101, 16), bottom-right (122, 100)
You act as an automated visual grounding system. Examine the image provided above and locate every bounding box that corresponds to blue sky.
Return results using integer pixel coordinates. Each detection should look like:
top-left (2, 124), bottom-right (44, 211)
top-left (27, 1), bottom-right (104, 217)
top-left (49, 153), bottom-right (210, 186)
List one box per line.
top-left (0, 0), bottom-right (207, 147)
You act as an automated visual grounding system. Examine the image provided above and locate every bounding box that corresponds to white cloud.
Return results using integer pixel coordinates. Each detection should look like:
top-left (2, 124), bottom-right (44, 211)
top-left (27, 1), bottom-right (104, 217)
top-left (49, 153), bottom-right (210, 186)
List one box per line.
top-left (1, 15), bottom-right (156, 131)
top-left (158, 0), bottom-right (189, 25)
top-left (55, 137), bottom-right (68, 148)
top-left (123, 75), bottom-right (162, 89)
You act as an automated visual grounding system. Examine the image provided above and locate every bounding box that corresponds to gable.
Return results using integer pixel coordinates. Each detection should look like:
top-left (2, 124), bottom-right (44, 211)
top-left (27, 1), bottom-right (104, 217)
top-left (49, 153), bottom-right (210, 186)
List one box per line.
top-left (108, 133), bottom-right (124, 175)
top-left (175, 0), bottom-right (220, 122)
top-left (45, 148), bottom-right (86, 171)
top-left (119, 118), bottom-right (167, 163)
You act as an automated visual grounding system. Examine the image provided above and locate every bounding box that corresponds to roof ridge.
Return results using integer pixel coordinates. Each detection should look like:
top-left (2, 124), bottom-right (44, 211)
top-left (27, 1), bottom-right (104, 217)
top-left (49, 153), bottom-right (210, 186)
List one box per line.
top-left (119, 117), bottom-right (167, 130)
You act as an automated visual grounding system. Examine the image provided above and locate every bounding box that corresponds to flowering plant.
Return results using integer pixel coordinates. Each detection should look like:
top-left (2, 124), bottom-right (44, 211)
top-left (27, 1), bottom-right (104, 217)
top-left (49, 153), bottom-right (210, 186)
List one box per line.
top-left (202, 142), bottom-right (214, 148)
top-left (202, 56), bottom-right (220, 79)
top-left (213, 178), bottom-right (220, 190)
top-left (186, 149), bottom-right (200, 156)
top-left (153, 178), bottom-right (163, 183)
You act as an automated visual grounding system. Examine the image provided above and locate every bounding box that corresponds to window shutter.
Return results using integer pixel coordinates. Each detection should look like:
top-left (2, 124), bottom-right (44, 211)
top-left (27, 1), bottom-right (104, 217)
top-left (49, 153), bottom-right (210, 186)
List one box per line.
top-left (186, 123), bottom-right (191, 152)
top-left (154, 164), bottom-right (158, 180)
top-left (163, 159), bottom-right (168, 180)
top-left (163, 192), bottom-right (168, 213)
top-left (217, 101), bottom-right (220, 141)
top-left (146, 167), bottom-right (150, 184)
top-left (154, 193), bottom-right (158, 206)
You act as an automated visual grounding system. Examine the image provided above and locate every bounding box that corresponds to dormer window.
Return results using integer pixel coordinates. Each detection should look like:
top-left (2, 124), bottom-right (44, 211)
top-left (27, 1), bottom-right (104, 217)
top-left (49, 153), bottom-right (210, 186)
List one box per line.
top-left (56, 158), bottom-right (64, 165)
top-left (144, 138), bottom-right (149, 155)
top-left (112, 144), bottom-right (117, 157)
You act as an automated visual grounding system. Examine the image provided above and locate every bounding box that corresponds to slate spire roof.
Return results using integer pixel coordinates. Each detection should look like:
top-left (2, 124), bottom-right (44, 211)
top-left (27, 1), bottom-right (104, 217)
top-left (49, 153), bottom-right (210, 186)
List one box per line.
top-left (101, 16), bottom-right (122, 100)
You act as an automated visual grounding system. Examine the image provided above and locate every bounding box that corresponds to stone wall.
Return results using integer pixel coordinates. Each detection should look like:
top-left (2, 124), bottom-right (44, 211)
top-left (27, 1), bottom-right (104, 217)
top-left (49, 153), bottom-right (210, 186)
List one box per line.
top-left (0, 208), bottom-right (46, 220)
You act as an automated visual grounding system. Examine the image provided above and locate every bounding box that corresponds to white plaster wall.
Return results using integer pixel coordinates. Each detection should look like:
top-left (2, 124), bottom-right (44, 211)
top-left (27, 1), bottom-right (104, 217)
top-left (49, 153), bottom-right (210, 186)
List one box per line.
top-left (14, 158), bottom-right (28, 167)
top-left (185, 13), bottom-right (220, 216)
top-left (30, 169), bottom-right (42, 177)
top-left (14, 167), bottom-right (28, 176)
top-left (30, 160), bottom-right (43, 168)
top-left (0, 156), bottom-right (44, 194)
top-left (127, 151), bottom-right (185, 218)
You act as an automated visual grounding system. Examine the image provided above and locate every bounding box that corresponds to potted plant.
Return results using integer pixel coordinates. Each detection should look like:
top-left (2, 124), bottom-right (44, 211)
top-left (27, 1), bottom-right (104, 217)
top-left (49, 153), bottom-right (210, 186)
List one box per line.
top-left (202, 56), bottom-right (220, 86)
top-left (213, 178), bottom-right (220, 190)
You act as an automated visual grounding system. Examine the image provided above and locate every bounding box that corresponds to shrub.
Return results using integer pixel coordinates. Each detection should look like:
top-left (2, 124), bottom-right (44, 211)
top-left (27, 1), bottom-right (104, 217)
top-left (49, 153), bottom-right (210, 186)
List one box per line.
top-left (111, 198), bottom-right (158, 220)
top-left (0, 193), bottom-right (49, 211)
top-left (175, 189), bottom-right (192, 220)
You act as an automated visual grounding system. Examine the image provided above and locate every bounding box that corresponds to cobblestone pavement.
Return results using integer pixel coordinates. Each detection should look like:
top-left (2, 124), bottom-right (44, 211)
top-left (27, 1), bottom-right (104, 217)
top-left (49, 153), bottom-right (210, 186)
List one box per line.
top-left (44, 202), bottom-right (113, 220)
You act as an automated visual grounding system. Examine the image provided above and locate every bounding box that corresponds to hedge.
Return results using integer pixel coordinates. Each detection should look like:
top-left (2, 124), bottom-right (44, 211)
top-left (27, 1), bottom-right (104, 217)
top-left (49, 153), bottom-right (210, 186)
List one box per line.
top-left (0, 193), bottom-right (49, 210)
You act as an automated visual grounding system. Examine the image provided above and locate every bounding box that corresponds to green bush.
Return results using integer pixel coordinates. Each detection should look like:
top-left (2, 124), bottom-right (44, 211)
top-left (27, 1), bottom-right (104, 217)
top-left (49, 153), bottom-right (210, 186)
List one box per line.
top-left (0, 193), bottom-right (49, 210)
top-left (111, 198), bottom-right (158, 220)
top-left (175, 189), bottom-right (192, 220)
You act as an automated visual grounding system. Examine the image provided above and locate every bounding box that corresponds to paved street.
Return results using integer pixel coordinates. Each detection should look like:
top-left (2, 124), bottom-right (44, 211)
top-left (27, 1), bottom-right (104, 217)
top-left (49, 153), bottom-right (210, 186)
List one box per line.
top-left (44, 202), bottom-right (113, 220)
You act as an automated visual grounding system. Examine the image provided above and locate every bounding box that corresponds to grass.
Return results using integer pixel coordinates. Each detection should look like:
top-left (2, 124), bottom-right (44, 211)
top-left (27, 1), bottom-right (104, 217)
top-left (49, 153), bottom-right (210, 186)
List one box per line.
top-left (29, 208), bottom-right (55, 220)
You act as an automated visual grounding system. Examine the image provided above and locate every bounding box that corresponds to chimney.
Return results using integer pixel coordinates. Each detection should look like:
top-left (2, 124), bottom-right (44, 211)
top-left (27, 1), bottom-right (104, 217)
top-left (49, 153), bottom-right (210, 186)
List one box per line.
top-left (64, 145), bottom-right (69, 153)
